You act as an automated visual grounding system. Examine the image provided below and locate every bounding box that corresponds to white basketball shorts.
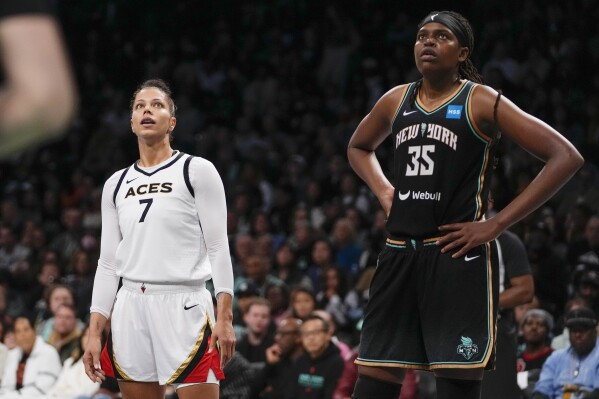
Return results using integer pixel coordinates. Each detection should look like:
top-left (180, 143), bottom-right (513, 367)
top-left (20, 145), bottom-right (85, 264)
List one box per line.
top-left (100, 280), bottom-right (223, 385)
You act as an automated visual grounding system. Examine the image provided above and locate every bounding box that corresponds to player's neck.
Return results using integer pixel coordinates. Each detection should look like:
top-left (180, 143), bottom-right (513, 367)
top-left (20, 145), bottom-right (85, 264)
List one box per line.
top-left (138, 142), bottom-right (174, 167)
top-left (419, 74), bottom-right (461, 103)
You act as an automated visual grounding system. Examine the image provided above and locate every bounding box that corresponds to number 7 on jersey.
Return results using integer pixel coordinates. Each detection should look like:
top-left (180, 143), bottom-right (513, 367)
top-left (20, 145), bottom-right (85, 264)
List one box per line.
top-left (139, 198), bottom-right (153, 222)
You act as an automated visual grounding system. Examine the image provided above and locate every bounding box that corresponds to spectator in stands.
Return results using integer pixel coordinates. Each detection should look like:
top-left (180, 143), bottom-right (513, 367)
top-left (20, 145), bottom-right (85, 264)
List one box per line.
top-left (237, 297), bottom-right (275, 363)
top-left (568, 214), bottom-right (599, 271)
top-left (306, 239), bottom-right (337, 293)
top-left (315, 267), bottom-right (361, 333)
top-left (0, 314), bottom-right (62, 396)
top-left (285, 313), bottom-right (344, 399)
top-left (290, 287), bottom-right (317, 321)
top-left (330, 218), bottom-right (362, 284)
top-left (237, 255), bottom-right (286, 298)
top-left (36, 284), bottom-right (83, 342)
top-left (572, 269), bottom-right (599, 315)
top-left (63, 249), bottom-right (95, 321)
top-left (254, 317), bottom-right (304, 399)
top-left (532, 307), bottom-right (599, 398)
top-left (265, 283), bottom-right (292, 326)
top-left (46, 303), bottom-right (82, 363)
top-left (41, 324), bottom-right (100, 398)
top-left (516, 309), bottom-right (555, 397)
top-left (272, 242), bottom-right (312, 290)
top-left (0, 225), bottom-right (30, 273)
top-left (552, 296), bottom-right (592, 350)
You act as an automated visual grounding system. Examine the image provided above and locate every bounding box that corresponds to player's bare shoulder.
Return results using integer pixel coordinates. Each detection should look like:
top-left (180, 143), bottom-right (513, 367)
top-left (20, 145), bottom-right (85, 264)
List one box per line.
top-left (369, 84), bottom-right (411, 124)
top-left (469, 83), bottom-right (501, 125)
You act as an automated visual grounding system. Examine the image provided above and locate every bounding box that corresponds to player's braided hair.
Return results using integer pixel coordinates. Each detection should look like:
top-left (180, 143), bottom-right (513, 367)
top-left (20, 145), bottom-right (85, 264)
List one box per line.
top-left (409, 11), bottom-right (483, 107)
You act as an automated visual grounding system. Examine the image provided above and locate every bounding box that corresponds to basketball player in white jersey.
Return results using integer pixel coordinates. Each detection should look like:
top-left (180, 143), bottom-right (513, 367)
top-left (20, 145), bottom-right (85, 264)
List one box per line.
top-left (83, 79), bottom-right (235, 399)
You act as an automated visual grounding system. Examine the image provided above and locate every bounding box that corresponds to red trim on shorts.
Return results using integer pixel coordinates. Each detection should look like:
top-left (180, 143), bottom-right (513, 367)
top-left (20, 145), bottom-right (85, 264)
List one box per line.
top-left (182, 336), bottom-right (224, 383)
top-left (100, 342), bottom-right (115, 378)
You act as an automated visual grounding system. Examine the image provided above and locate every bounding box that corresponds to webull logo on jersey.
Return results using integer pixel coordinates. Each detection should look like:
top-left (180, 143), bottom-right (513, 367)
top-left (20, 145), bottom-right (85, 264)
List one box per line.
top-left (446, 105), bottom-right (463, 119)
top-left (396, 123), bottom-right (457, 150)
top-left (125, 182), bottom-right (173, 198)
top-left (397, 189), bottom-right (441, 201)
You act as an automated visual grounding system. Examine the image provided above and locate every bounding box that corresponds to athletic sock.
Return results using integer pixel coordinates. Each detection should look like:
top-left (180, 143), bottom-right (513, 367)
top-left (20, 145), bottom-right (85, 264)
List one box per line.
top-left (435, 377), bottom-right (482, 399)
top-left (352, 374), bottom-right (402, 399)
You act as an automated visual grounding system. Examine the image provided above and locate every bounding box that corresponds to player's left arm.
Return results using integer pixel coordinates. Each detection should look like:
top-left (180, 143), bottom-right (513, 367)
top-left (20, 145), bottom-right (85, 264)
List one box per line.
top-left (438, 85), bottom-right (583, 257)
top-left (192, 158), bottom-right (235, 367)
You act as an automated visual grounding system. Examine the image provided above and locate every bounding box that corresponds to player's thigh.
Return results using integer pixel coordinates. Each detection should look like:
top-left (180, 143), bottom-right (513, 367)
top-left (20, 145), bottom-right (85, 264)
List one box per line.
top-left (119, 381), bottom-right (166, 399)
top-left (177, 382), bottom-right (219, 399)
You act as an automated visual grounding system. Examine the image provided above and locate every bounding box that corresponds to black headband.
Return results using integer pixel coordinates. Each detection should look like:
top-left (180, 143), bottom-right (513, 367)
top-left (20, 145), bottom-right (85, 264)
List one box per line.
top-left (419, 12), bottom-right (470, 50)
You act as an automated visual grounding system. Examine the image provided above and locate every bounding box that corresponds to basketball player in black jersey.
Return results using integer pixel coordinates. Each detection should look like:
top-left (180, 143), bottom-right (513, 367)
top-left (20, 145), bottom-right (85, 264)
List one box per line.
top-left (347, 11), bottom-right (583, 399)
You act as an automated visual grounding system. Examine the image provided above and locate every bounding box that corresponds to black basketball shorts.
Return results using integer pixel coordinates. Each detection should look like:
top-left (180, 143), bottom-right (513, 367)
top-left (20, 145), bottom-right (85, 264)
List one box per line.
top-left (356, 237), bottom-right (499, 370)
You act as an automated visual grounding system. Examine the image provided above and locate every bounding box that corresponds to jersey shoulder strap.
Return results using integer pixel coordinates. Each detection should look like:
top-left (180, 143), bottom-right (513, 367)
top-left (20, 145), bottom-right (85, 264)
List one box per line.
top-left (183, 154), bottom-right (195, 197)
top-left (113, 166), bottom-right (132, 205)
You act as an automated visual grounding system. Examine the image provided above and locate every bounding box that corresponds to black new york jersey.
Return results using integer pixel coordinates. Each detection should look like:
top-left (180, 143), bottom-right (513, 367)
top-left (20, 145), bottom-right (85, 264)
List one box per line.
top-left (386, 80), bottom-right (497, 238)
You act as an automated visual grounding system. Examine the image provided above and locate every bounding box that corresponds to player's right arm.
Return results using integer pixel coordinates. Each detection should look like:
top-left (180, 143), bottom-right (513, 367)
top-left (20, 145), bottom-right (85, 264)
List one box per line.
top-left (84, 173), bottom-right (122, 383)
top-left (347, 85), bottom-right (408, 216)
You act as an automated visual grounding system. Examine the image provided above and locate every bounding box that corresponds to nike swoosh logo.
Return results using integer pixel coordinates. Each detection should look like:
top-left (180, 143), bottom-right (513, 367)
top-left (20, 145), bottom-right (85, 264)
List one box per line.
top-left (184, 304), bottom-right (199, 310)
top-left (403, 110), bottom-right (417, 116)
top-left (126, 177), bottom-right (139, 184)
top-left (398, 190), bottom-right (410, 200)
top-left (465, 255), bottom-right (480, 262)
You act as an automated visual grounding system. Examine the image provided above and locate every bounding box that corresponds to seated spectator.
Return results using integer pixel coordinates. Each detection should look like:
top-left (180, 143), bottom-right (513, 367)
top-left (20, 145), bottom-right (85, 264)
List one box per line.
top-left (330, 218), bottom-right (363, 284)
top-left (273, 242), bottom-right (313, 290)
top-left (46, 303), bottom-right (82, 363)
top-left (552, 296), bottom-right (591, 350)
top-left (532, 307), bottom-right (599, 398)
top-left (306, 239), bottom-right (337, 293)
top-left (237, 297), bottom-right (275, 363)
top-left (36, 283), bottom-right (84, 342)
top-left (286, 313), bottom-right (344, 399)
top-left (38, 324), bottom-right (100, 398)
top-left (290, 287), bottom-right (317, 321)
top-left (573, 269), bottom-right (599, 315)
top-left (315, 266), bottom-right (361, 333)
top-left (0, 225), bottom-right (30, 273)
top-left (517, 309), bottom-right (555, 397)
top-left (265, 283), bottom-right (292, 326)
top-left (0, 314), bottom-right (62, 396)
top-left (254, 317), bottom-right (304, 399)
top-left (312, 309), bottom-right (352, 360)
top-left (63, 249), bottom-right (95, 321)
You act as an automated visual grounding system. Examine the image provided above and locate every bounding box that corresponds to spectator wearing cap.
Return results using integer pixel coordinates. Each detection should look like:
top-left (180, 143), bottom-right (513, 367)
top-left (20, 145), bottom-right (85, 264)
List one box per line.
top-left (575, 270), bottom-right (599, 315)
top-left (532, 307), bottom-right (599, 398)
top-left (516, 309), bottom-right (555, 397)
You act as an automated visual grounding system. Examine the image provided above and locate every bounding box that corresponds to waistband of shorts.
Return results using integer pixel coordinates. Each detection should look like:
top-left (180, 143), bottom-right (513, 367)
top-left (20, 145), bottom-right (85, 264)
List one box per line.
top-left (121, 279), bottom-right (206, 294)
top-left (385, 235), bottom-right (443, 251)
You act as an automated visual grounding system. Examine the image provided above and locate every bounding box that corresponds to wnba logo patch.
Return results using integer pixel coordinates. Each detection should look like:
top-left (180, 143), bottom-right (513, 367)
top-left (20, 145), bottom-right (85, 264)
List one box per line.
top-left (446, 105), bottom-right (462, 119)
top-left (456, 336), bottom-right (478, 360)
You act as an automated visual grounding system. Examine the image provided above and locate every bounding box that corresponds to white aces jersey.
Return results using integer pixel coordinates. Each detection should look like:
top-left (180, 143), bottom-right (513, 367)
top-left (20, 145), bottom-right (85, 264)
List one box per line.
top-left (113, 151), bottom-right (207, 282)
top-left (90, 151), bottom-right (234, 318)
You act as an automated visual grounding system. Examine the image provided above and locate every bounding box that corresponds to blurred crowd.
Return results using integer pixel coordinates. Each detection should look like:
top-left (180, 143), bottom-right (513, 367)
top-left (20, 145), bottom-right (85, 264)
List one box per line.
top-left (0, 0), bottom-right (598, 398)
